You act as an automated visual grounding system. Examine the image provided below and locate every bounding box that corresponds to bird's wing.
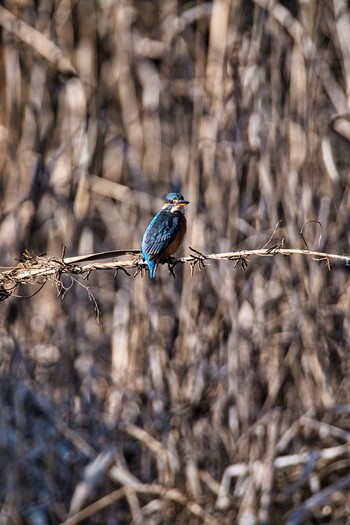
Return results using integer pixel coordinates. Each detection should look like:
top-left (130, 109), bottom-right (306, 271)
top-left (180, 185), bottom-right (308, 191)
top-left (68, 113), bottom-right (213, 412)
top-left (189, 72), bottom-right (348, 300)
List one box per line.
top-left (142, 211), bottom-right (181, 260)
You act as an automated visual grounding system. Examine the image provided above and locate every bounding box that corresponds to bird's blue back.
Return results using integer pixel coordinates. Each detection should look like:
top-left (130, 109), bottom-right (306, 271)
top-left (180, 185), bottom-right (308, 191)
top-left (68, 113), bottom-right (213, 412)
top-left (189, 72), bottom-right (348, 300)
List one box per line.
top-left (142, 211), bottom-right (181, 258)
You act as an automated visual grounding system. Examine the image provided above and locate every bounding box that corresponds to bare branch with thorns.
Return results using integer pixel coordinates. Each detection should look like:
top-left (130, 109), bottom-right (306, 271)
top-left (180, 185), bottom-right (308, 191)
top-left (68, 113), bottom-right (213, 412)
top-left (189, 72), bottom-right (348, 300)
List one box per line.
top-left (0, 243), bottom-right (348, 301)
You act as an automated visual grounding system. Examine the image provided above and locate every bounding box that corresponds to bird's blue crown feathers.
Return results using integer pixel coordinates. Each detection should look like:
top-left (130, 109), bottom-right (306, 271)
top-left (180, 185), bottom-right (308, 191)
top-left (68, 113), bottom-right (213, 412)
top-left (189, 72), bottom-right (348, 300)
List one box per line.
top-left (164, 192), bottom-right (185, 202)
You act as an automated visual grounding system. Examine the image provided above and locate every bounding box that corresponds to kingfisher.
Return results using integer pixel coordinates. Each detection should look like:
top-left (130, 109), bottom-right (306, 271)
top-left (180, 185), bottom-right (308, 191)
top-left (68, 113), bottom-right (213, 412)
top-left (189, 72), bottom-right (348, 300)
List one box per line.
top-left (141, 192), bottom-right (189, 278)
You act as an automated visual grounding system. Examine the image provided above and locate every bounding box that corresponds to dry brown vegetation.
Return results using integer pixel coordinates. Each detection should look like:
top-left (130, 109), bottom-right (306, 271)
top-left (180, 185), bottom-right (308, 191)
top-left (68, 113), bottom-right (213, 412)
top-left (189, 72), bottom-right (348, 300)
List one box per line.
top-left (1, 0), bottom-right (350, 523)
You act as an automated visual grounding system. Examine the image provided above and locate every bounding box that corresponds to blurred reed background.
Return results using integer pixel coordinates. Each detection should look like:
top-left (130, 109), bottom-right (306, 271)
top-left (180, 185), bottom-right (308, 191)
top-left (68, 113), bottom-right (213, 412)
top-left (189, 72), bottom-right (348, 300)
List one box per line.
top-left (1, 0), bottom-right (350, 523)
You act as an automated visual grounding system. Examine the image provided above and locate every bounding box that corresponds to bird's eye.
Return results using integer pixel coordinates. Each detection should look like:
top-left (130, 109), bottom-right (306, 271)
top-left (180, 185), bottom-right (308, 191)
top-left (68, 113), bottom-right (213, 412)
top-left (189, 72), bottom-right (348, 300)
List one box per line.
top-left (169, 200), bottom-right (174, 204)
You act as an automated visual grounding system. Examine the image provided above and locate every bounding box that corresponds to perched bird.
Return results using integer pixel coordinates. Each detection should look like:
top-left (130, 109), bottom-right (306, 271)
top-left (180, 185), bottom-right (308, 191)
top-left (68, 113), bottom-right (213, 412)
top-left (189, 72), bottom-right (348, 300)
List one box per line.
top-left (142, 192), bottom-right (189, 278)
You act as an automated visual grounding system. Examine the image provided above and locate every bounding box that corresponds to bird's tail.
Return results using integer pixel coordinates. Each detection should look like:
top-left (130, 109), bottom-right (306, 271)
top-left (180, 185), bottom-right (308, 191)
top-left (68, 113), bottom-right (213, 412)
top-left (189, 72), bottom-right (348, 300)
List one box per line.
top-left (148, 260), bottom-right (157, 278)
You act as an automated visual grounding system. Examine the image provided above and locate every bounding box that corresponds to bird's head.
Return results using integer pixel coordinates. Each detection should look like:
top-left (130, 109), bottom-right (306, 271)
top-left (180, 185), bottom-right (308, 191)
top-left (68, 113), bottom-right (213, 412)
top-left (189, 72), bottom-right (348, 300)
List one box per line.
top-left (162, 192), bottom-right (189, 213)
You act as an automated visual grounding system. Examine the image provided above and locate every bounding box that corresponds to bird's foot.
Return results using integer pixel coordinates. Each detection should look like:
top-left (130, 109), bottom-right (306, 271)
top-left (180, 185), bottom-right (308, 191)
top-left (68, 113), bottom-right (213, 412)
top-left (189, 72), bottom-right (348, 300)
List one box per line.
top-left (160, 256), bottom-right (177, 278)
